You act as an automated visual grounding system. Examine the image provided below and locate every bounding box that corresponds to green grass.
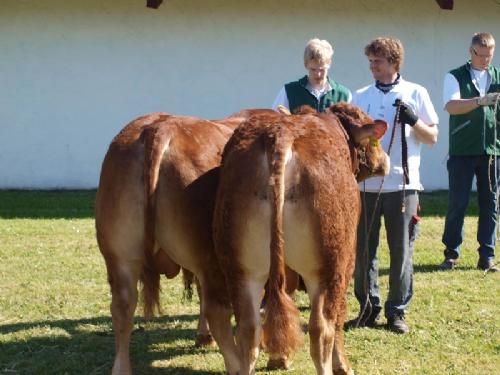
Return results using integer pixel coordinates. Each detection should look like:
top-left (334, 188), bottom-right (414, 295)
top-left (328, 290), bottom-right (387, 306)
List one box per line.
top-left (0, 190), bottom-right (498, 374)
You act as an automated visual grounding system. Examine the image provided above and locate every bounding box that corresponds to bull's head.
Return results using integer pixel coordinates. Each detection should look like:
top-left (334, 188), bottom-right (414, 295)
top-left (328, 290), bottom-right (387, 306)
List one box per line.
top-left (328, 102), bottom-right (390, 182)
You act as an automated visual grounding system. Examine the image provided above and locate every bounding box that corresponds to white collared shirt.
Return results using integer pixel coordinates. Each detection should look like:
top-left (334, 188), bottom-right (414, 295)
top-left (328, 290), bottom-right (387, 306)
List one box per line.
top-left (352, 78), bottom-right (439, 192)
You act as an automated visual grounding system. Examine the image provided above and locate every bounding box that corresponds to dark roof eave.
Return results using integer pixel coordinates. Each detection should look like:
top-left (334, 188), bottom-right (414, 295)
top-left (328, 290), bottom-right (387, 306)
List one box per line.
top-left (147, 0), bottom-right (163, 9)
top-left (436, 0), bottom-right (454, 10)
top-left (146, 0), bottom-right (453, 11)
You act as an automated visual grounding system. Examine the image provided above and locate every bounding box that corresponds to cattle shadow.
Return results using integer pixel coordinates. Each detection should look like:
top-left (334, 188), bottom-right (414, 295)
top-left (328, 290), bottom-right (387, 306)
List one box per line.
top-left (0, 314), bottom-right (222, 374)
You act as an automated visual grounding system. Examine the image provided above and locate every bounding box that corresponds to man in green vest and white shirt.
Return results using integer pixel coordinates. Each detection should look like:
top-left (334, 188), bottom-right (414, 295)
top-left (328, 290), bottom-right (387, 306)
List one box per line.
top-left (439, 32), bottom-right (500, 272)
top-left (272, 38), bottom-right (351, 113)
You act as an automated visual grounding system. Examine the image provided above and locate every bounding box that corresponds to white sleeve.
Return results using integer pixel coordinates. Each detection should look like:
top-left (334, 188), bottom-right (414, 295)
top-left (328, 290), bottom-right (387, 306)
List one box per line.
top-left (442, 73), bottom-right (461, 108)
top-left (272, 87), bottom-right (289, 110)
top-left (416, 87), bottom-right (439, 126)
top-left (346, 90), bottom-right (352, 103)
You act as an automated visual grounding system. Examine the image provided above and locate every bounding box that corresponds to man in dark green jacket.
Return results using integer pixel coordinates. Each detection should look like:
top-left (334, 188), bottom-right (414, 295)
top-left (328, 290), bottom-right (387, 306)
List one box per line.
top-left (439, 32), bottom-right (500, 272)
top-left (272, 38), bottom-right (351, 113)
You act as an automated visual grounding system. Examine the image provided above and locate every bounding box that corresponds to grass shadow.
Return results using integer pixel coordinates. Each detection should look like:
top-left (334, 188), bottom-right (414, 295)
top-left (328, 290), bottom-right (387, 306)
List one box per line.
top-left (378, 263), bottom-right (480, 276)
top-left (419, 190), bottom-right (478, 217)
top-left (0, 190), bottom-right (96, 219)
top-left (0, 190), bottom-right (480, 219)
top-left (0, 313), bottom-right (221, 374)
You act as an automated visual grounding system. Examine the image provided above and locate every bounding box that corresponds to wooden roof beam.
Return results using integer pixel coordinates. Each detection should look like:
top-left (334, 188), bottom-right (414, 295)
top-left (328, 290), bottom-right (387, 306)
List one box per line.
top-left (436, 0), bottom-right (454, 10)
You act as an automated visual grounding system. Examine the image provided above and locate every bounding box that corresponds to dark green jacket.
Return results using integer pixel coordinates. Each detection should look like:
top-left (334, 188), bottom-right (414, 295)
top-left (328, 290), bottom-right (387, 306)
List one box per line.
top-left (284, 75), bottom-right (350, 113)
top-left (448, 63), bottom-right (500, 155)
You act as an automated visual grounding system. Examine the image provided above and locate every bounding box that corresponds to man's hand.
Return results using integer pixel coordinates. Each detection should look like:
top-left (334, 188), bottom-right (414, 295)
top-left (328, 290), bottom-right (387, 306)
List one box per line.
top-left (276, 105), bottom-right (291, 115)
top-left (478, 92), bottom-right (500, 106)
top-left (393, 99), bottom-right (418, 127)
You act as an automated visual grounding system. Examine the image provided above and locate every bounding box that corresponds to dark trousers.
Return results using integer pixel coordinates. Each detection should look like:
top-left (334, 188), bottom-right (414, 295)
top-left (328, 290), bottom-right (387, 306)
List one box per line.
top-left (354, 190), bottom-right (419, 319)
top-left (442, 155), bottom-right (499, 261)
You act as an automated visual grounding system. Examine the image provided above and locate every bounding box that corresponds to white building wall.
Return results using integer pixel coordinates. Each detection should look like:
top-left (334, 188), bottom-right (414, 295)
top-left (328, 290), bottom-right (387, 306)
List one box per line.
top-left (1, 0), bottom-right (499, 189)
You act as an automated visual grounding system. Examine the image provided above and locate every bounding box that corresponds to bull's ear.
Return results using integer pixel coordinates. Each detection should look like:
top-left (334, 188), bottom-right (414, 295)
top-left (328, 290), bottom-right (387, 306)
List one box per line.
top-left (351, 120), bottom-right (388, 143)
top-left (371, 120), bottom-right (388, 139)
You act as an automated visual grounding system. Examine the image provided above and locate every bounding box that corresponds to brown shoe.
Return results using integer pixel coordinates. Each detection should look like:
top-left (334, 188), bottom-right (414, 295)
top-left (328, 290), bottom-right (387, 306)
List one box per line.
top-left (438, 258), bottom-right (458, 271)
top-left (477, 259), bottom-right (500, 273)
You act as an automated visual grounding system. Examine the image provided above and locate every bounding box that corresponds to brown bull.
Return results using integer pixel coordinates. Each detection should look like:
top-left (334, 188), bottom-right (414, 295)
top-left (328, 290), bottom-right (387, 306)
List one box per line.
top-left (213, 103), bottom-right (389, 375)
top-left (95, 110), bottom-right (264, 374)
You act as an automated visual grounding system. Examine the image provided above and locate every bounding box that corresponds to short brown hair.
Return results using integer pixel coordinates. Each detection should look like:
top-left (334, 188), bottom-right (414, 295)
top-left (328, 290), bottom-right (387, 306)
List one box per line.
top-left (471, 32), bottom-right (495, 49)
top-left (364, 37), bottom-right (404, 72)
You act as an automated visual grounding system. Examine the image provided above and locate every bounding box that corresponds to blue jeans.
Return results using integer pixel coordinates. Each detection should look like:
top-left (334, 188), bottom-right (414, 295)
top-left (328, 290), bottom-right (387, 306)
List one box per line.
top-left (442, 155), bottom-right (499, 261)
top-left (354, 190), bottom-right (419, 319)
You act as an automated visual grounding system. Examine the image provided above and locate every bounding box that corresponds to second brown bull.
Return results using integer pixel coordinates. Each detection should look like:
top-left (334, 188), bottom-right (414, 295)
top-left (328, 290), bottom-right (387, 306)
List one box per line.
top-left (213, 103), bottom-right (389, 375)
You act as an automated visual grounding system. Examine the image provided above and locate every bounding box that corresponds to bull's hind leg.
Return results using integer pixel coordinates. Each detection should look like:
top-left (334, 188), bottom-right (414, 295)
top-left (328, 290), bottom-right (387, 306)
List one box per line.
top-left (305, 281), bottom-right (335, 375)
top-left (332, 296), bottom-right (354, 375)
top-left (106, 259), bottom-right (141, 375)
top-left (194, 280), bottom-right (216, 347)
top-left (332, 327), bottom-right (354, 375)
top-left (199, 279), bottom-right (241, 375)
top-left (233, 279), bottom-right (267, 375)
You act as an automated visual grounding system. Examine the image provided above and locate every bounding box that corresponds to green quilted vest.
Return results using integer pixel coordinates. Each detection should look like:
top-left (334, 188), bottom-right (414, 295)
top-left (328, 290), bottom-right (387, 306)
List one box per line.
top-left (448, 63), bottom-right (500, 155)
top-left (284, 75), bottom-right (350, 113)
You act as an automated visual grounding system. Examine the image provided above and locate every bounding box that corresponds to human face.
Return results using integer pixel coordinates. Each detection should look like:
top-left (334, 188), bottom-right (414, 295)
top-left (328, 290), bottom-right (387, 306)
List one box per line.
top-left (470, 45), bottom-right (494, 71)
top-left (306, 60), bottom-right (330, 89)
top-left (367, 54), bottom-right (398, 84)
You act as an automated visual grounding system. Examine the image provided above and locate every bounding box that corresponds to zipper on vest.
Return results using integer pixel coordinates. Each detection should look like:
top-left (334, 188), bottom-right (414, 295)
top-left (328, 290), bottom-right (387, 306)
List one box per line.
top-left (451, 120), bottom-right (471, 135)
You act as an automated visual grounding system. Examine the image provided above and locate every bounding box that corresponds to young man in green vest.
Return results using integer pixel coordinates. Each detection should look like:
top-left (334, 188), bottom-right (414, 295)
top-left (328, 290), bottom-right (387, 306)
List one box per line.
top-left (439, 32), bottom-right (500, 272)
top-left (272, 38), bottom-right (351, 113)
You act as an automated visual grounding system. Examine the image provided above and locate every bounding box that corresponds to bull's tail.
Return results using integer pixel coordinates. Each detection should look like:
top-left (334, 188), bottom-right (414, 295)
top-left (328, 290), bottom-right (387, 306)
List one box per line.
top-left (140, 117), bottom-right (171, 319)
top-left (262, 131), bottom-right (302, 359)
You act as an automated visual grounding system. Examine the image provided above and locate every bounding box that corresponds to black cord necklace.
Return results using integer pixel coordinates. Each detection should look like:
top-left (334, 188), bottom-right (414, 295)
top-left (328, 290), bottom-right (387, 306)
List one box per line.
top-left (376, 73), bottom-right (401, 94)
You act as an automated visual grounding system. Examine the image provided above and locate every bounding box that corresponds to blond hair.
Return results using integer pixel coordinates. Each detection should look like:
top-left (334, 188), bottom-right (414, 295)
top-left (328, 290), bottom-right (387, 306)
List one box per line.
top-left (365, 37), bottom-right (405, 72)
top-left (303, 38), bottom-right (334, 66)
top-left (471, 32), bottom-right (495, 49)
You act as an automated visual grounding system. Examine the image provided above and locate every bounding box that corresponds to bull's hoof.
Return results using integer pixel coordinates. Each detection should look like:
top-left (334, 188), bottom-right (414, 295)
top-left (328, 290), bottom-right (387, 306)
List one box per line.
top-left (267, 357), bottom-right (290, 370)
top-left (195, 333), bottom-right (217, 348)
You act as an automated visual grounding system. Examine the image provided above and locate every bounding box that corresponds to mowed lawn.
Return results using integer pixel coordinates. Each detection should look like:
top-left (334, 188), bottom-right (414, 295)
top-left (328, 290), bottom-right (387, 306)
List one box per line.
top-left (0, 190), bottom-right (498, 374)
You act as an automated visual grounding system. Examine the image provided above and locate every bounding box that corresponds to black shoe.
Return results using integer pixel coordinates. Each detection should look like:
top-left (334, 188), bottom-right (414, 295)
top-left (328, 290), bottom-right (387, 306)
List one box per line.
top-left (477, 259), bottom-right (500, 273)
top-left (438, 258), bottom-right (458, 271)
top-left (344, 305), bottom-right (381, 330)
top-left (387, 314), bottom-right (409, 334)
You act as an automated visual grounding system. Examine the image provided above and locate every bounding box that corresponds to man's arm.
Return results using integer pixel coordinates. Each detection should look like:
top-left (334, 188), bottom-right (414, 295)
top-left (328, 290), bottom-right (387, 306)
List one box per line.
top-left (443, 72), bottom-right (499, 114)
top-left (445, 98), bottom-right (481, 115)
top-left (413, 120), bottom-right (438, 145)
top-left (395, 98), bottom-right (438, 145)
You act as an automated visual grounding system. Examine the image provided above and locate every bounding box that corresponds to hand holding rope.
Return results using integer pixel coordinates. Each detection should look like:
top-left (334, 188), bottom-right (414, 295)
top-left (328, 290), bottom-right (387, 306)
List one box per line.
top-left (393, 99), bottom-right (416, 187)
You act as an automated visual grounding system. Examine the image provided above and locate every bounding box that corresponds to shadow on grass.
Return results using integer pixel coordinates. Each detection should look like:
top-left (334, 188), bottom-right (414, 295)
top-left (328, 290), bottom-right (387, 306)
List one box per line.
top-left (378, 263), bottom-right (480, 276)
top-left (0, 314), bottom-right (221, 374)
top-left (0, 190), bottom-right (96, 219)
top-left (0, 190), bottom-right (480, 219)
